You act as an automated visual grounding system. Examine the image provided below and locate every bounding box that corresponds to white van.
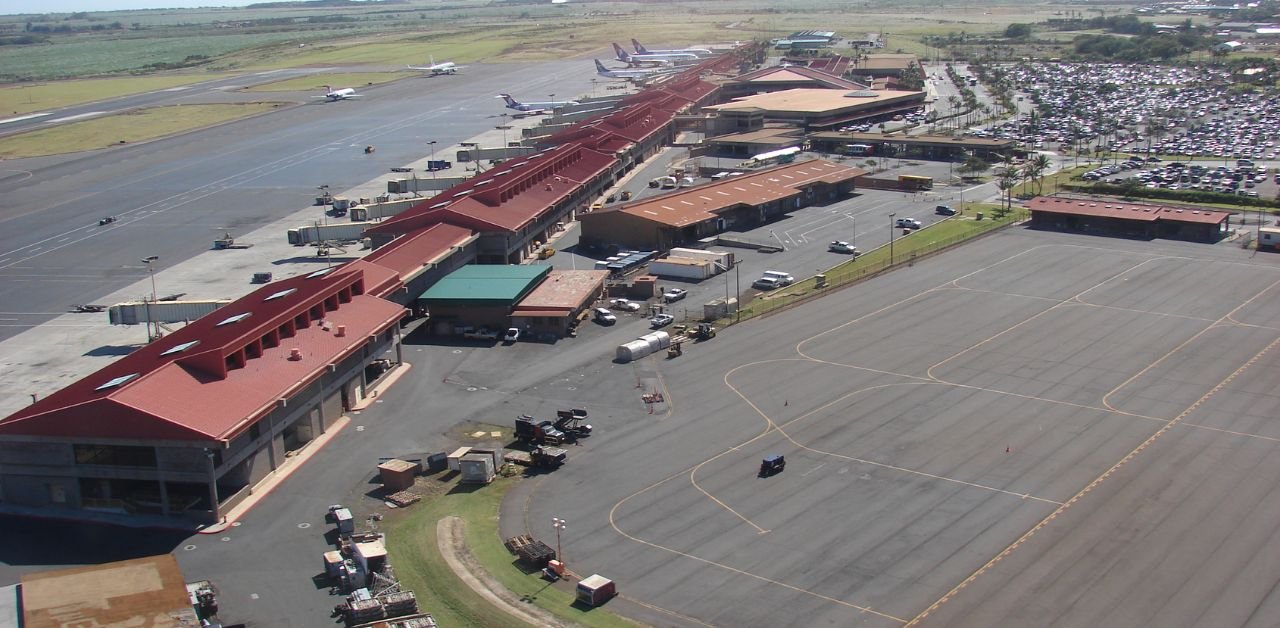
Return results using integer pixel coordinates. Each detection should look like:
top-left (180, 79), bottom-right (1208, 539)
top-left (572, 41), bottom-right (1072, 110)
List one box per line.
top-left (761, 270), bottom-right (794, 285)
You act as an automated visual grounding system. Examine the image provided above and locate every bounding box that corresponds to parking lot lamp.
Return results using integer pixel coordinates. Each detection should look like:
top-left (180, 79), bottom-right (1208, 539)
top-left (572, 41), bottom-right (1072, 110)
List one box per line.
top-left (553, 517), bottom-right (567, 563)
top-left (888, 213), bottom-right (896, 266)
top-left (141, 255), bottom-right (159, 342)
top-left (428, 140), bottom-right (437, 179)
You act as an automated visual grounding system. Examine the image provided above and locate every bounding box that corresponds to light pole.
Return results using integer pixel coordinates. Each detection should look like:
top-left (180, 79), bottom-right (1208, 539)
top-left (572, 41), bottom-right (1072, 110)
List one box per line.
top-left (428, 140), bottom-right (438, 179)
top-left (141, 255), bottom-right (159, 342)
top-left (888, 213), bottom-right (896, 266)
top-left (552, 517), bottom-right (567, 563)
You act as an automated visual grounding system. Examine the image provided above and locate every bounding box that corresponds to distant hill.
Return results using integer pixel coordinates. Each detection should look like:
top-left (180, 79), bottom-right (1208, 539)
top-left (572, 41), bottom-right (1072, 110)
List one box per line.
top-left (246, 0), bottom-right (407, 9)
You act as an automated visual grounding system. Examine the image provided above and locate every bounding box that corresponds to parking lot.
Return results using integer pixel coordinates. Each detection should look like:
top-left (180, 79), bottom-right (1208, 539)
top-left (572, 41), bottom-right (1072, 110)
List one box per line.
top-left (548, 159), bottom-right (985, 327)
top-left (522, 227), bottom-right (1280, 626)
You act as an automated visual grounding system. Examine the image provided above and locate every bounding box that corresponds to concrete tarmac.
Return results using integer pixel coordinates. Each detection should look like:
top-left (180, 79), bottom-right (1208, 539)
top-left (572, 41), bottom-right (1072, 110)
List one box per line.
top-left (0, 61), bottom-right (601, 344)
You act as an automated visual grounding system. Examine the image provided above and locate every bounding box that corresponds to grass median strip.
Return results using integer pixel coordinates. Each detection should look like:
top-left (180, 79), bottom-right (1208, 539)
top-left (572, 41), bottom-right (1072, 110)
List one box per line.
top-left (0, 102), bottom-right (285, 158)
top-left (387, 474), bottom-right (636, 628)
top-left (0, 74), bottom-right (230, 117)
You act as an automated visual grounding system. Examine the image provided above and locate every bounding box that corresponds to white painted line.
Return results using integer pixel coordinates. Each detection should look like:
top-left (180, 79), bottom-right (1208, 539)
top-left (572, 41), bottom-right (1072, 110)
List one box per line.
top-left (0, 113), bottom-right (50, 125)
top-left (48, 111), bottom-right (106, 124)
top-left (161, 86), bottom-right (192, 92)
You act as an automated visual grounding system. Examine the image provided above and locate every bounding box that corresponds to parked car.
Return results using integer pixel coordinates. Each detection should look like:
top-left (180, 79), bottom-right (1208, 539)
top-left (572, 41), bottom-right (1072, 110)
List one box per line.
top-left (935, 205), bottom-right (958, 216)
top-left (465, 328), bottom-right (499, 341)
top-left (649, 313), bottom-right (674, 328)
top-left (503, 328), bottom-right (520, 343)
top-left (662, 288), bottom-right (687, 302)
top-left (609, 298), bottom-right (641, 312)
top-left (752, 276), bottom-right (782, 290)
top-left (896, 217), bottom-right (923, 229)
top-left (828, 241), bottom-right (859, 254)
top-left (593, 307), bottom-right (617, 325)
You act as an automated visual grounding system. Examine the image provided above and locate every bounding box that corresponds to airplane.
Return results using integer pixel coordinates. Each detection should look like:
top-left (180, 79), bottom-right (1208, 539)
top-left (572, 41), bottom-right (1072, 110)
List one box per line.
top-left (593, 59), bottom-right (682, 80)
top-left (631, 39), bottom-right (713, 57)
top-left (314, 85), bottom-right (361, 101)
top-left (408, 56), bottom-right (464, 75)
top-left (611, 43), bottom-right (698, 67)
top-left (498, 93), bottom-right (580, 114)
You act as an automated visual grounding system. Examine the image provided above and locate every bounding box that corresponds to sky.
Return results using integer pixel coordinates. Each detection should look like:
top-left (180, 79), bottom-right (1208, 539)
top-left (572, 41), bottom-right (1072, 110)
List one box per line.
top-left (3, 0), bottom-right (258, 14)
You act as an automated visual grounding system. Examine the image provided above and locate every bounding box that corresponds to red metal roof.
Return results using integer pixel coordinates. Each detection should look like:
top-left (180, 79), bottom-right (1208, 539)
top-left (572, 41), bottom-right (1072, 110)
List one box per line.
top-left (368, 144), bottom-right (616, 236)
top-left (364, 222), bottom-right (476, 279)
top-left (0, 263), bottom-right (406, 443)
top-left (1028, 197), bottom-right (1231, 224)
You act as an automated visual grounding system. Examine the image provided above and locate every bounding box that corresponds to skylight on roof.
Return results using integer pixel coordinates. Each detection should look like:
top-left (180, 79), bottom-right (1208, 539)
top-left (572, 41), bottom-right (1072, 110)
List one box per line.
top-left (160, 340), bottom-right (200, 356)
top-left (494, 170), bottom-right (513, 177)
top-left (264, 288), bottom-right (296, 301)
top-left (307, 267), bottom-right (335, 279)
top-left (95, 373), bottom-right (139, 391)
top-left (430, 201), bottom-right (450, 209)
top-left (216, 312), bottom-right (252, 327)
top-left (453, 190), bottom-right (472, 198)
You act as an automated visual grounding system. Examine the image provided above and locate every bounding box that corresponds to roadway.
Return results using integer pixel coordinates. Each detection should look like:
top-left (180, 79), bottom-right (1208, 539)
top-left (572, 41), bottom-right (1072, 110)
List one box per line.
top-left (0, 61), bottom-right (601, 343)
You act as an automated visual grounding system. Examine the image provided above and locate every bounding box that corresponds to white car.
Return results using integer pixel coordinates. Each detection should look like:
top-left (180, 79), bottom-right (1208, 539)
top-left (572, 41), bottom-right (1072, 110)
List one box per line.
top-left (649, 313), bottom-right (674, 328)
top-left (752, 276), bottom-right (782, 290)
top-left (503, 327), bottom-right (520, 343)
top-left (662, 288), bottom-right (687, 302)
top-left (610, 298), bottom-right (641, 312)
top-left (828, 241), bottom-right (859, 254)
top-left (896, 217), bottom-right (923, 230)
top-left (593, 307), bottom-right (617, 325)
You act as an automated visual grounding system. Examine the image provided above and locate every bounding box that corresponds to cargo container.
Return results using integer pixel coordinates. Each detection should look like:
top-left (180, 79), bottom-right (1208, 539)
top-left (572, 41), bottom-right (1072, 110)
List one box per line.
top-left (649, 257), bottom-right (714, 280)
top-left (459, 454), bottom-right (495, 484)
top-left (108, 300), bottom-right (230, 326)
top-left (668, 248), bottom-right (734, 269)
top-left (616, 339), bottom-right (652, 362)
top-left (447, 447), bottom-right (472, 471)
top-left (576, 574), bottom-right (616, 606)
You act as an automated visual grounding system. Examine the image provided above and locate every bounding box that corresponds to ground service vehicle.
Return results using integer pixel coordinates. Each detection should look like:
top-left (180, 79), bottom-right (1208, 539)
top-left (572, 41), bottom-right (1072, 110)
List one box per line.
top-left (516, 415), bottom-right (564, 445)
top-left (760, 454), bottom-right (786, 476)
top-left (691, 322), bottom-right (716, 340)
top-left (530, 446), bottom-right (567, 468)
top-left (554, 409), bottom-right (593, 438)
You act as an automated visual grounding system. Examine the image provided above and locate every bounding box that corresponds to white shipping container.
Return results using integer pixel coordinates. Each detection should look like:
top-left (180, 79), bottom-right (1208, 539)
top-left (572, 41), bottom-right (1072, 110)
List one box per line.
top-left (616, 339), bottom-right (653, 362)
top-left (639, 331), bottom-right (672, 349)
top-left (447, 446), bottom-right (472, 471)
top-left (649, 257), bottom-right (714, 280)
top-left (669, 248), bottom-right (733, 269)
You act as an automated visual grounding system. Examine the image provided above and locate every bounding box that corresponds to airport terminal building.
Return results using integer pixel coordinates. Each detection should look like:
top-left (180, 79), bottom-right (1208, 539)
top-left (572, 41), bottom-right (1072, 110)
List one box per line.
top-left (0, 53), bottom-right (741, 524)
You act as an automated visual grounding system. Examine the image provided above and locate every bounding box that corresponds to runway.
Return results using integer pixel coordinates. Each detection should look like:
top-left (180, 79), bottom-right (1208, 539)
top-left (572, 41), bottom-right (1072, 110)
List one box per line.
top-left (0, 61), bottom-right (600, 342)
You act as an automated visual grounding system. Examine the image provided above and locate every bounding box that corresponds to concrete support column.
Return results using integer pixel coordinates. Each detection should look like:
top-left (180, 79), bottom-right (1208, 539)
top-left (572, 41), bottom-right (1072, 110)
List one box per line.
top-left (205, 449), bottom-right (220, 521)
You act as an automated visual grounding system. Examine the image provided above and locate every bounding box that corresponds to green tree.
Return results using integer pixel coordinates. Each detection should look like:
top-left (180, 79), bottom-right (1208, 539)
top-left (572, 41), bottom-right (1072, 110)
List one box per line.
top-left (1004, 23), bottom-right (1032, 39)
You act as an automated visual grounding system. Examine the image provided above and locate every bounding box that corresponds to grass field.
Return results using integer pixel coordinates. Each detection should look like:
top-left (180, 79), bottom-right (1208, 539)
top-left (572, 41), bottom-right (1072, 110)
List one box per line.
top-left (387, 474), bottom-right (634, 628)
top-left (0, 102), bottom-right (285, 158)
top-left (0, 74), bottom-right (230, 116)
top-left (243, 72), bottom-right (416, 92)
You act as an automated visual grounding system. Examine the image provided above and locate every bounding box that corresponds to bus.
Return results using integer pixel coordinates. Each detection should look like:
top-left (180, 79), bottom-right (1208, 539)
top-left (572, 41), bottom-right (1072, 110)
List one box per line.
top-left (741, 146), bottom-right (802, 168)
top-left (841, 143), bottom-right (874, 156)
top-left (898, 175), bottom-right (934, 191)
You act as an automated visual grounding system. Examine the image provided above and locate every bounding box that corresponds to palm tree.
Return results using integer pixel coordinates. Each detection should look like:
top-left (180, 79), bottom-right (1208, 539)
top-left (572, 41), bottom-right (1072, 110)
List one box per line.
top-left (1030, 153), bottom-right (1052, 195)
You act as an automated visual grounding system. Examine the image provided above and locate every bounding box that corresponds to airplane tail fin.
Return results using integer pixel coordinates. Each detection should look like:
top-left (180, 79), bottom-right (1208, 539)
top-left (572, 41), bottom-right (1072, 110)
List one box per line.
top-left (612, 43), bottom-right (630, 62)
top-left (498, 93), bottom-right (519, 108)
top-left (632, 38), bottom-right (649, 54)
top-left (594, 59), bottom-right (608, 73)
